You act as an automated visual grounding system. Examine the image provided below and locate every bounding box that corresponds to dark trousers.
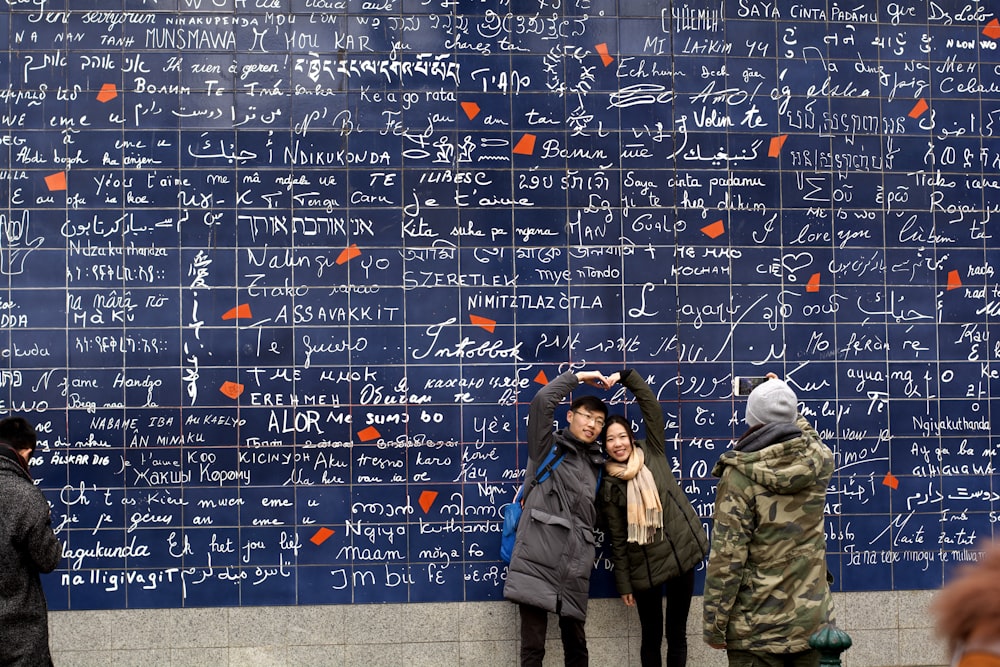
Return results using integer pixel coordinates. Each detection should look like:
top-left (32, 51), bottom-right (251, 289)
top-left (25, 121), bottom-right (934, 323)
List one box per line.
top-left (632, 568), bottom-right (696, 667)
top-left (518, 602), bottom-right (588, 667)
top-left (727, 649), bottom-right (821, 667)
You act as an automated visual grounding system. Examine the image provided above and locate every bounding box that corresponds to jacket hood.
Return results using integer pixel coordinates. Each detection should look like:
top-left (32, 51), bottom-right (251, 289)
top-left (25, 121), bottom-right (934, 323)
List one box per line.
top-left (712, 423), bottom-right (831, 495)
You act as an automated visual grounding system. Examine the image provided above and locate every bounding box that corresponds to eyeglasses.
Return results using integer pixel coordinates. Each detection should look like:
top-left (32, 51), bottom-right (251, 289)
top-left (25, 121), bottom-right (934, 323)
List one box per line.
top-left (573, 411), bottom-right (605, 428)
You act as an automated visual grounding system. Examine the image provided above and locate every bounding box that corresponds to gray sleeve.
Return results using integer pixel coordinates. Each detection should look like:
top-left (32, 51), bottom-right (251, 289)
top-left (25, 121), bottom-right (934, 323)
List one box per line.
top-left (23, 488), bottom-right (62, 573)
top-left (526, 371), bottom-right (579, 467)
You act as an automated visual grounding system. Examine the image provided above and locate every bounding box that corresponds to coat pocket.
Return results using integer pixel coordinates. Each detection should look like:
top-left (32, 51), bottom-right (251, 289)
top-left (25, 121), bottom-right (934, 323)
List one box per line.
top-left (515, 508), bottom-right (572, 567)
top-left (567, 527), bottom-right (596, 581)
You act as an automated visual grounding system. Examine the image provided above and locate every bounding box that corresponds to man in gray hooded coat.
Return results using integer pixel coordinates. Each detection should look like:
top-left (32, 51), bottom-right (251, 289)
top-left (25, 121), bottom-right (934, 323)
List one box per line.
top-left (0, 417), bottom-right (62, 666)
top-left (503, 370), bottom-right (608, 667)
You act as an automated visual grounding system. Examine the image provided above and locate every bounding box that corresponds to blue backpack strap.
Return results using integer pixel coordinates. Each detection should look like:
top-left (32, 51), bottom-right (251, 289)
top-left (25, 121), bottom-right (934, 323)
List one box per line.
top-left (524, 444), bottom-right (565, 501)
top-left (534, 444), bottom-right (565, 484)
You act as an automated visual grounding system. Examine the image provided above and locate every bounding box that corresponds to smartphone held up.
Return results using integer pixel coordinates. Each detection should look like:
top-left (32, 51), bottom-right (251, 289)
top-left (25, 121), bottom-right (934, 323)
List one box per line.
top-left (733, 376), bottom-right (769, 396)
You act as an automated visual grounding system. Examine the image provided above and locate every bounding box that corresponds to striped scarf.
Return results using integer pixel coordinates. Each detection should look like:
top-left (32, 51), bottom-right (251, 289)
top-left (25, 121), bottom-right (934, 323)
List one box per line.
top-left (604, 446), bottom-right (662, 545)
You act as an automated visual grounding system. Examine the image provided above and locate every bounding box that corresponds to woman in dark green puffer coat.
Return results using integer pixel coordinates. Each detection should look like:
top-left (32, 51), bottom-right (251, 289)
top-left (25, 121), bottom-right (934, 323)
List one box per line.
top-left (598, 369), bottom-right (708, 667)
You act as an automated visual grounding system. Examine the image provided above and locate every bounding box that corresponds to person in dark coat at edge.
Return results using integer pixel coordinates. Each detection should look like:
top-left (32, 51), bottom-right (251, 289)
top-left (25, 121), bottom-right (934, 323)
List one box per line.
top-left (702, 373), bottom-right (835, 667)
top-left (503, 369), bottom-right (609, 667)
top-left (597, 369), bottom-right (708, 667)
top-left (0, 416), bottom-right (62, 667)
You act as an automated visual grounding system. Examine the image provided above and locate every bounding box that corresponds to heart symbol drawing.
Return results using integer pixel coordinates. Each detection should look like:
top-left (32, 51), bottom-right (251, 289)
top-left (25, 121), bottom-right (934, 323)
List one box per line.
top-left (781, 252), bottom-right (814, 281)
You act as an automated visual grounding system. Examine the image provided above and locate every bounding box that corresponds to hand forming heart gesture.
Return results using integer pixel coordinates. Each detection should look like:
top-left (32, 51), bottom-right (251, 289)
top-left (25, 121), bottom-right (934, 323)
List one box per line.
top-left (575, 370), bottom-right (619, 390)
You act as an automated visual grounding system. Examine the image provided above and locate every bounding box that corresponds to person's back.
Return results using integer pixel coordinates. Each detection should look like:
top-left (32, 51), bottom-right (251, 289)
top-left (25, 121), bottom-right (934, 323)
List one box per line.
top-left (703, 376), bottom-right (834, 666)
top-left (0, 417), bottom-right (62, 667)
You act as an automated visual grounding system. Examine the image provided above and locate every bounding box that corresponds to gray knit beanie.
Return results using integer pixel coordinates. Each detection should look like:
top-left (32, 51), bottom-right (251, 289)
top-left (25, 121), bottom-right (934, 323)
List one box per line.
top-left (745, 378), bottom-right (797, 426)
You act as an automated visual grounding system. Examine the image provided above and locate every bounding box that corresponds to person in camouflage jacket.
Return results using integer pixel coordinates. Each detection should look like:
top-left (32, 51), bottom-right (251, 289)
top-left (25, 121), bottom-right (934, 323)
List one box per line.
top-left (702, 375), bottom-right (834, 667)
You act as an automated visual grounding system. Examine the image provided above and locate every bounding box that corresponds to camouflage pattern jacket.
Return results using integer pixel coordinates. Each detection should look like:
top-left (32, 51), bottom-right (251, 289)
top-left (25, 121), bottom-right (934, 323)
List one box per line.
top-left (702, 416), bottom-right (834, 653)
